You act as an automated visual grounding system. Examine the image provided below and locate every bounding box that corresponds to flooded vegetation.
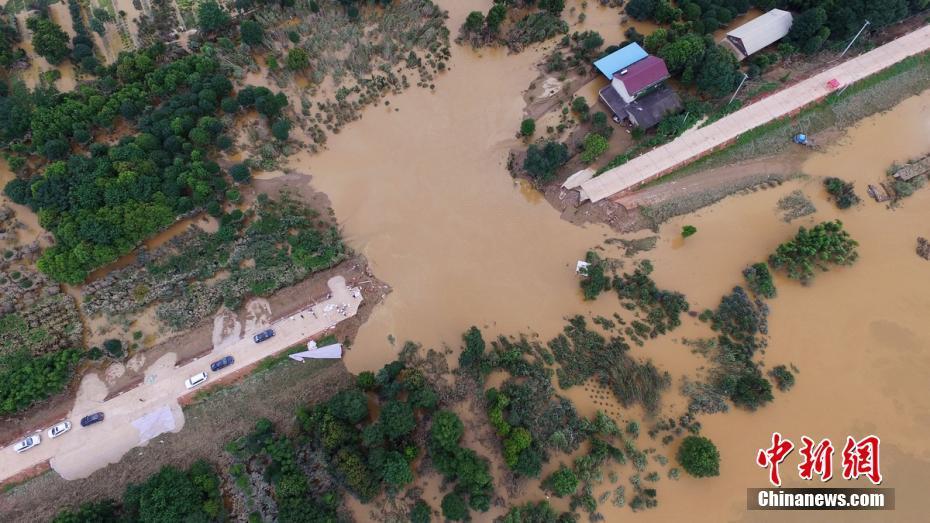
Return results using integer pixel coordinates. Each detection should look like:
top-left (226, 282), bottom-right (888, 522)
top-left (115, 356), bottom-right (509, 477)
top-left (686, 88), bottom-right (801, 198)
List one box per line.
top-left (2, 0), bottom-right (930, 521)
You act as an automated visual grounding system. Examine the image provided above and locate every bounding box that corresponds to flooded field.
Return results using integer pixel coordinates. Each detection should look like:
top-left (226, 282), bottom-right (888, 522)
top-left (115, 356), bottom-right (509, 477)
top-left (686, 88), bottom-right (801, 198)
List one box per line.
top-left (294, 1), bottom-right (930, 519)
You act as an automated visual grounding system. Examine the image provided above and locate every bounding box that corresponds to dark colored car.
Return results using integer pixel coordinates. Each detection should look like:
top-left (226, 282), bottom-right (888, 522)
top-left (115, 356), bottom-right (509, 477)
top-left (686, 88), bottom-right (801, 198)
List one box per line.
top-left (253, 329), bottom-right (275, 343)
top-left (210, 355), bottom-right (235, 372)
top-left (80, 412), bottom-right (104, 427)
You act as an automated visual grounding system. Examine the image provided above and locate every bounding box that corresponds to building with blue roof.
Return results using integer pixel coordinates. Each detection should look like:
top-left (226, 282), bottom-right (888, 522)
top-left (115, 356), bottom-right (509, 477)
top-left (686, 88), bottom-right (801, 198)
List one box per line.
top-left (593, 43), bottom-right (648, 79)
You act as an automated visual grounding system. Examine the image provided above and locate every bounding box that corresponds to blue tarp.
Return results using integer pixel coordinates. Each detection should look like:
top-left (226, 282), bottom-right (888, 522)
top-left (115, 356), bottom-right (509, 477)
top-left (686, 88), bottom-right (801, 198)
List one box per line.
top-left (593, 43), bottom-right (648, 78)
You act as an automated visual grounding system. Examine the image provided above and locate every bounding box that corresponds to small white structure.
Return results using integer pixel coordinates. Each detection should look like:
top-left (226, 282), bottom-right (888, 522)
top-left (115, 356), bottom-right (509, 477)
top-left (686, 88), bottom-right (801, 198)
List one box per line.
top-left (575, 261), bottom-right (591, 274)
top-left (725, 9), bottom-right (793, 60)
top-left (289, 341), bottom-right (343, 361)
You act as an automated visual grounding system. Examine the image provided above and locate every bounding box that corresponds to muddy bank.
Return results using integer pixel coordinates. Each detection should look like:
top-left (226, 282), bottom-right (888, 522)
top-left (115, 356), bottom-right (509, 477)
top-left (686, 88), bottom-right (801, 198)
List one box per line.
top-left (0, 169), bottom-right (388, 446)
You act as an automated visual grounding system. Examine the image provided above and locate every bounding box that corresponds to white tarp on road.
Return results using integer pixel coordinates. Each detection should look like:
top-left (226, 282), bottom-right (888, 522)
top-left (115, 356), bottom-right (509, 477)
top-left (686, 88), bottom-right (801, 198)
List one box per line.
top-left (132, 405), bottom-right (177, 442)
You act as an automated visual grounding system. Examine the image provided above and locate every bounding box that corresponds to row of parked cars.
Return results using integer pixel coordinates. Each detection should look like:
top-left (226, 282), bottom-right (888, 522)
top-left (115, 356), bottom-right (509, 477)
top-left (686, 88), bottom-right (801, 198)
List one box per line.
top-left (12, 329), bottom-right (276, 454)
top-left (13, 412), bottom-right (105, 453)
top-left (183, 329), bottom-right (274, 389)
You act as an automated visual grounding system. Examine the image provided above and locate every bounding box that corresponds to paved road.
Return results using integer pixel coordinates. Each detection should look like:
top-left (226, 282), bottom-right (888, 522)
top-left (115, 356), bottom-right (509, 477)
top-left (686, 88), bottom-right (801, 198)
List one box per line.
top-left (578, 24), bottom-right (930, 203)
top-left (0, 276), bottom-right (362, 482)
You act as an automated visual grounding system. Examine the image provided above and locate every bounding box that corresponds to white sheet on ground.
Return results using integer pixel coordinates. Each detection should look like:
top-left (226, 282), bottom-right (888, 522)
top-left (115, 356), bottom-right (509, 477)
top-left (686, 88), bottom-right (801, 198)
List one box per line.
top-left (132, 406), bottom-right (176, 442)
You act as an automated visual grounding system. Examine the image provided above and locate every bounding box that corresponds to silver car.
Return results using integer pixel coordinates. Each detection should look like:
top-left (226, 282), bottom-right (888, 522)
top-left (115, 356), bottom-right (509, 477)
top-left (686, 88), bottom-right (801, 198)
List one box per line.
top-left (14, 435), bottom-right (40, 453)
top-left (47, 421), bottom-right (72, 439)
top-left (185, 371), bottom-right (208, 389)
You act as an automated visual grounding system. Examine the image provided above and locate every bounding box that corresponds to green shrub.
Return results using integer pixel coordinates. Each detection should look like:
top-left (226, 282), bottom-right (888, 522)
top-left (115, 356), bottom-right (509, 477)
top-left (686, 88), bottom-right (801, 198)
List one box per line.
top-left (676, 435), bottom-right (720, 478)
top-left (543, 464), bottom-right (578, 497)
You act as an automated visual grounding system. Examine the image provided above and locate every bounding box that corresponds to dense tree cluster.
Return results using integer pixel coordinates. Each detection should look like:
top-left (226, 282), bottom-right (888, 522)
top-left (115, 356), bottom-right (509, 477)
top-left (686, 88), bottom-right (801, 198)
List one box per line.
top-left (461, 0), bottom-right (568, 50)
top-left (0, 14), bottom-right (22, 68)
top-left (523, 140), bottom-right (569, 182)
top-left (296, 359), bottom-right (444, 503)
top-left (0, 348), bottom-right (81, 415)
top-left (67, 0), bottom-right (101, 72)
top-left (768, 220), bottom-right (859, 283)
top-left (428, 409), bottom-right (494, 518)
top-left (549, 316), bottom-right (670, 415)
top-left (1, 46), bottom-right (288, 283)
top-left (53, 461), bottom-right (222, 522)
top-left (579, 250), bottom-right (610, 301)
top-left (613, 260), bottom-right (690, 338)
top-left (702, 286), bottom-right (775, 410)
top-left (26, 14), bottom-right (70, 65)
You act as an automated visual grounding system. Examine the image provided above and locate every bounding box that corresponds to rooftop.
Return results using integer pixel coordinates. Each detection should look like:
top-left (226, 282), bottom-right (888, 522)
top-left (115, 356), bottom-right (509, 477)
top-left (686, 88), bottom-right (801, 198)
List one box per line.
top-left (726, 9), bottom-right (793, 57)
top-left (593, 43), bottom-right (648, 78)
top-left (625, 87), bottom-right (683, 129)
top-left (613, 55), bottom-right (671, 95)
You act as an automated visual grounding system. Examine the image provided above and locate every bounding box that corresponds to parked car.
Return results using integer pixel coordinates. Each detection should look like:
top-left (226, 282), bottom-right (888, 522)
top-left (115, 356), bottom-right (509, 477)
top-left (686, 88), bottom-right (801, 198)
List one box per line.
top-left (80, 412), bottom-right (104, 427)
top-left (253, 329), bottom-right (275, 343)
top-left (210, 355), bottom-right (234, 372)
top-left (185, 371), bottom-right (208, 389)
top-left (13, 435), bottom-right (40, 453)
top-left (47, 421), bottom-right (72, 439)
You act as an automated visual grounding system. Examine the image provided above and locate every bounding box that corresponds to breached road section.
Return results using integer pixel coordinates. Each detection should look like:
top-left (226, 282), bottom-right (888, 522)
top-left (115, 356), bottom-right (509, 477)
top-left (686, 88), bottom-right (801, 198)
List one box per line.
top-left (578, 24), bottom-right (930, 203)
top-left (1, 276), bottom-right (362, 482)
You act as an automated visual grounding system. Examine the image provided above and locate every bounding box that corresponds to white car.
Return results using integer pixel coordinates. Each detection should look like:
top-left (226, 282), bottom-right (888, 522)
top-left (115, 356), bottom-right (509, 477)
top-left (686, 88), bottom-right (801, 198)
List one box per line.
top-left (47, 421), bottom-right (72, 439)
top-left (14, 435), bottom-right (40, 453)
top-left (185, 371), bottom-right (208, 389)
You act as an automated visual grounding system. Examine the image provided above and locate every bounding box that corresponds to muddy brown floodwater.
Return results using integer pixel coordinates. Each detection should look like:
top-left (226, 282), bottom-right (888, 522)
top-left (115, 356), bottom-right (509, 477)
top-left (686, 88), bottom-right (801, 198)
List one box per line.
top-left (291, 2), bottom-right (930, 520)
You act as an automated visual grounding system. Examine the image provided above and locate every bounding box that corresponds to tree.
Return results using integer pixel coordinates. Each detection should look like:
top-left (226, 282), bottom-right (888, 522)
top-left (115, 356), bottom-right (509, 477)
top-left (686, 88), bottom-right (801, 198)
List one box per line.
top-left (53, 500), bottom-right (120, 523)
top-left (410, 500), bottom-right (432, 523)
top-left (580, 133), bottom-right (608, 164)
top-left (271, 119), bottom-right (291, 140)
top-left (380, 400), bottom-right (416, 440)
top-left (26, 16), bottom-right (70, 65)
top-left (286, 48), bottom-right (309, 71)
top-left (677, 435), bottom-right (720, 477)
top-left (520, 118), bottom-right (535, 137)
top-left (229, 163), bottom-right (251, 183)
top-left (658, 34), bottom-right (706, 82)
top-left (626, 0), bottom-right (658, 21)
top-left (441, 492), bottom-right (468, 521)
top-left (788, 8), bottom-right (829, 54)
top-left (458, 327), bottom-right (486, 376)
top-left (579, 250), bottom-right (609, 300)
top-left (463, 11), bottom-right (485, 34)
top-left (571, 96), bottom-right (590, 121)
top-left (695, 45), bottom-right (742, 98)
top-left (769, 365), bottom-right (795, 391)
top-left (823, 177), bottom-right (860, 209)
top-left (122, 462), bottom-right (221, 522)
top-left (743, 262), bottom-right (776, 299)
top-left (768, 220), bottom-right (859, 283)
top-left (198, 1), bottom-right (230, 32)
top-left (539, 0), bottom-right (565, 16)
top-left (729, 368), bottom-right (774, 409)
top-left (543, 465), bottom-right (578, 497)
top-left (486, 4), bottom-right (507, 34)
top-left (240, 20), bottom-right (264, 46)
top-left (430, 410), bottom-right (464, 451)
top-left (381, 451), bottom-right (414, 487)
top-left (681, 225), bottom-right (697, 237)
top-left (523, 141), bottom-right (568, 182)
top-left (327, 388), bottom-right (369, 424)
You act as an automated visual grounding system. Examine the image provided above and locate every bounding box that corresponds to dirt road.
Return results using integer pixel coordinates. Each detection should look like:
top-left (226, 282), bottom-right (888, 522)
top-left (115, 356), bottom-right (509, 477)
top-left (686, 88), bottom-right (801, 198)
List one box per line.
top-left (578, 23), bottom-right (930, 202)
top-left (0, 276), bottom-right (362, 482)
